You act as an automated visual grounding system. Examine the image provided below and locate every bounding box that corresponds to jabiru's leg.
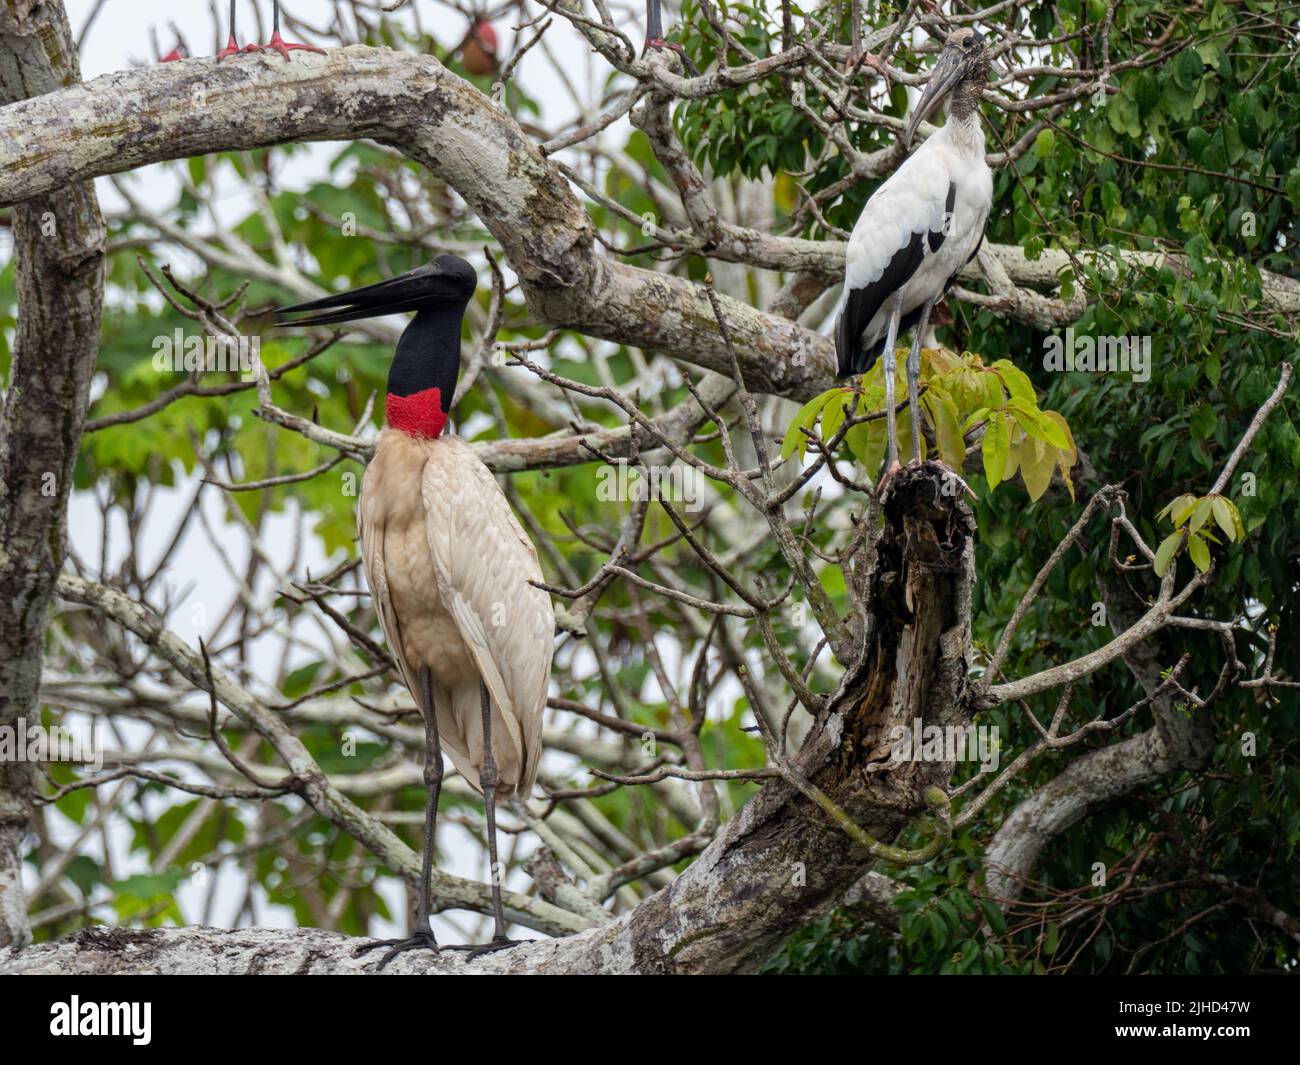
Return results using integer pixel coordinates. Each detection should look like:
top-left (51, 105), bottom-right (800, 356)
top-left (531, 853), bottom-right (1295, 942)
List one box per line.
top-left (904, 298), bottom-right (934, 465)
top-left (265, 0), bottom-right (325, 59)
top-left (445, 681), bottom-right (531, 958)
top-left (355, 666), bottom-right (442, 968)
top-left (217, 0), bottom-right (261, 58)
top-left (876, 292), bottom-right (904, 493)
top-left (642, 0), bottom-right (700, 75)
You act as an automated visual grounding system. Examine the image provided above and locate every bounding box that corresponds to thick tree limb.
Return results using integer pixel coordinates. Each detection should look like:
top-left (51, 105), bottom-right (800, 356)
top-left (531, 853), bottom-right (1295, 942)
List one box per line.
top-left (0, 48), bottom-right (838, 400)
top-left (1, 49), bottom-right (1293, 410)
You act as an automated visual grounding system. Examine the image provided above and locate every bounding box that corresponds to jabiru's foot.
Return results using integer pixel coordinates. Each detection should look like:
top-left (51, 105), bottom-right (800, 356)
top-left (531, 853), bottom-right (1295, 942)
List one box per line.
top-left (264, 31), bottom-right (325, 60)
top-left (354, 928), bottom-right (439, 970)
top-left (444, 936), bottom-right (532, 959)
top-left (644, 38), bottom-right (700, 76)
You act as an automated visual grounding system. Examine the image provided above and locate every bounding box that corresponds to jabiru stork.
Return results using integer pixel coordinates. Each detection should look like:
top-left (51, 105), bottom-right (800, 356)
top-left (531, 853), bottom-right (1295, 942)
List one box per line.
top-left (217, 0), bottom-right (324, 60)
top-left (277, 256), bottom-right (555, 966)
top-left (643, 0), bottom-right (699, 74)
top-left (835, 27), bottom-right (992, 482)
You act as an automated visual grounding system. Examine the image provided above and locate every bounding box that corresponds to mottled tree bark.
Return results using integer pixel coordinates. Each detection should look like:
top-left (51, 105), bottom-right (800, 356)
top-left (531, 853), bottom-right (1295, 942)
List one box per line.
top-left (0, 0), bottom-right (106, 949)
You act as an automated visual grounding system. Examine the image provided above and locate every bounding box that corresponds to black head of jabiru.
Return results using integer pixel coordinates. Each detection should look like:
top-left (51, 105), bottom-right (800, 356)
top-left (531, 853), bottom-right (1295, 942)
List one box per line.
top-left (276, 255), bottom-right (478, 440)
top-left (902, 27), bottom-right (991, 149)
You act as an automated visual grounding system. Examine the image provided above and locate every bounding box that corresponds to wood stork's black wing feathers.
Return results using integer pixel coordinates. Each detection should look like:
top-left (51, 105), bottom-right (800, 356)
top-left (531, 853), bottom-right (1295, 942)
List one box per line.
top-left (835, 230), bottom-right (925, 376)
top-left (942, 211), bottom-right (988, 296)
top-left (928, 184), bottom-right (957, 254)
top-left (835, 172), bottom-right (957, 378)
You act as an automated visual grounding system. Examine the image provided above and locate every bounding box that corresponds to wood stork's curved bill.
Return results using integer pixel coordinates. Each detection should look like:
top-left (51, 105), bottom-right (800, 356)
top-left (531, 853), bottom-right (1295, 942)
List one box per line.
top-left (902, 30), bottom-right (986, 149)
top-left (274, 256), bottom-right (478, 327)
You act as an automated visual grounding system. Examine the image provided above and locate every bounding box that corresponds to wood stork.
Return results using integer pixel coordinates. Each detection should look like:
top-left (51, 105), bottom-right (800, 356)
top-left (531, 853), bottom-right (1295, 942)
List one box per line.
top-left (835, 27), bottom-right (992, 481)
top-left (277, 256), bottom-right (555, 966)
top-left (217, 0), bottom-right (324, 60)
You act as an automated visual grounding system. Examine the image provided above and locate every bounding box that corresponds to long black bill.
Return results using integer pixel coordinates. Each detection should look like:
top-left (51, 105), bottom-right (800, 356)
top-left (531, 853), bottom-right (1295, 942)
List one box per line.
top-left (276, 270), bottom-right (436, 328)
top-left (902, 46), bottom-right (969, 149)
top-left (276, 259), bottom-right (469, 328)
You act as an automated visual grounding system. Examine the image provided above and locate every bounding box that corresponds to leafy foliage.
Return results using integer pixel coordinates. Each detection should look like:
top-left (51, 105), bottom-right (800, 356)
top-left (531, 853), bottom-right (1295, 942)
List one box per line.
top-left (783, 348), bottom-right (1077, 500)
top-left (1153, 492), bottom-right (1245, 575)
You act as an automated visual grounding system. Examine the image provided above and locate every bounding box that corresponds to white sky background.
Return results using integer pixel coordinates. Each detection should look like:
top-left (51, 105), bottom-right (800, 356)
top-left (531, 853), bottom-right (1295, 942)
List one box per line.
top-left (22, 0), bottom-right (658, 941)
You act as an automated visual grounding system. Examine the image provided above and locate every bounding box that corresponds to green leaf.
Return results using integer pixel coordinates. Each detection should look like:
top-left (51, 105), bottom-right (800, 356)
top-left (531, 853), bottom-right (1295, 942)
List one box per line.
top-left (821, 391), bottom-right (851, 445)
top-left (1021, 436), bottom-right (1055, 501)
top-left (1189, 404), bottom-right (1217, 441)
top-left (1188, 496), bottom-right (1213, 533)
top-left (925, 389), bottom-right (965, 471)
top-left (983, 414), bottom-right (1010, 488)
top-left (1210, 496), bottom-right (1238, 542)
top-left (1008, 398), bottom-right (1071, 451)
top-left (1042, 410), bottom-right (1077, 464)
top-left (992, 360), bottom-right (1036, 405)
top-left (1158, 493), bottom-right (1198, 524)
top-left (962, 406), bottom-right (991, 434)
top-left (1187, 532), bottom-right (1211, 573)
top-left (1154, 532), bottom-right (1181, 576)
top-left (782, 389), bottom-right (838, 461)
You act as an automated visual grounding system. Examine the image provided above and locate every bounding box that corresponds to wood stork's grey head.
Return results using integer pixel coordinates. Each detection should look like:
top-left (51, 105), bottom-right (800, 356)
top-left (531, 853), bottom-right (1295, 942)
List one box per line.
top-left (902, 27), bottom-right (990, 148)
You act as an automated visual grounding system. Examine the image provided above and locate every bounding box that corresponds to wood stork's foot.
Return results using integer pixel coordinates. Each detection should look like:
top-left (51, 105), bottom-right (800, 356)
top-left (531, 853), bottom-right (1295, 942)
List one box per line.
top-left (159, 47), bottom-right (186, 63)
top-left (354, 929), bottom-right (439, 970)
top-left (216, 36), bottom-right (243, 60)
top-left (876, 458), bottom-right (903, 496)
top-left (444, 936), bottom-right (532, 959)
top-left (264, 31), bottom-right (326, 60)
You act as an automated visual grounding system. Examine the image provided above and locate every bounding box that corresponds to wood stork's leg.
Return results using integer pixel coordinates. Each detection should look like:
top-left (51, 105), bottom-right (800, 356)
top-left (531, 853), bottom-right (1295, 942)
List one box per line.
top-left (905, 298), bottom-right (934, 464)
top-left (877, 292), bottom-right (904, 491)
top-left (446, 683), bottom-right (532, 958)
top-left (355, 667), bottom-right (442, 968)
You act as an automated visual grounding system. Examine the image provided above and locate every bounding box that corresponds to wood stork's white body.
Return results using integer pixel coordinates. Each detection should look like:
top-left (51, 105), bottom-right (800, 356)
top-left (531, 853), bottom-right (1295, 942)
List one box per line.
top-left (833, 26), bottom-right (993, 476)
top-left (841, 113), bottom-right (992, 361)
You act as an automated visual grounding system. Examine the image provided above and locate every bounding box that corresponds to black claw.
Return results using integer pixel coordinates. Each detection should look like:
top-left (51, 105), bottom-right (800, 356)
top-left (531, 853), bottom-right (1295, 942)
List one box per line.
top-left (643, 38), bottom-right (700, 76)
top-left (355, 929), bottom-right (439, 970)
top-left (443, 936), bottom-right (531, 959)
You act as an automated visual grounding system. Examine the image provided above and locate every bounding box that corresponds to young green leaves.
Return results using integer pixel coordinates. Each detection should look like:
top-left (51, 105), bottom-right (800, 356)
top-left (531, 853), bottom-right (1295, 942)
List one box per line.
top-left (1153, 492), bottom-right (1245, 576)
top-left (782, 348), bottom-right (1076, 501)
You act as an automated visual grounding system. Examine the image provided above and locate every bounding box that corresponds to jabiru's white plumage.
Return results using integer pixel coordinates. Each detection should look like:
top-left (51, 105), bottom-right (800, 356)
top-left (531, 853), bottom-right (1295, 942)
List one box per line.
top-left (835, 27), bottom-right (993, 481)
top-left (277, 255), bottom-right (555, 966)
